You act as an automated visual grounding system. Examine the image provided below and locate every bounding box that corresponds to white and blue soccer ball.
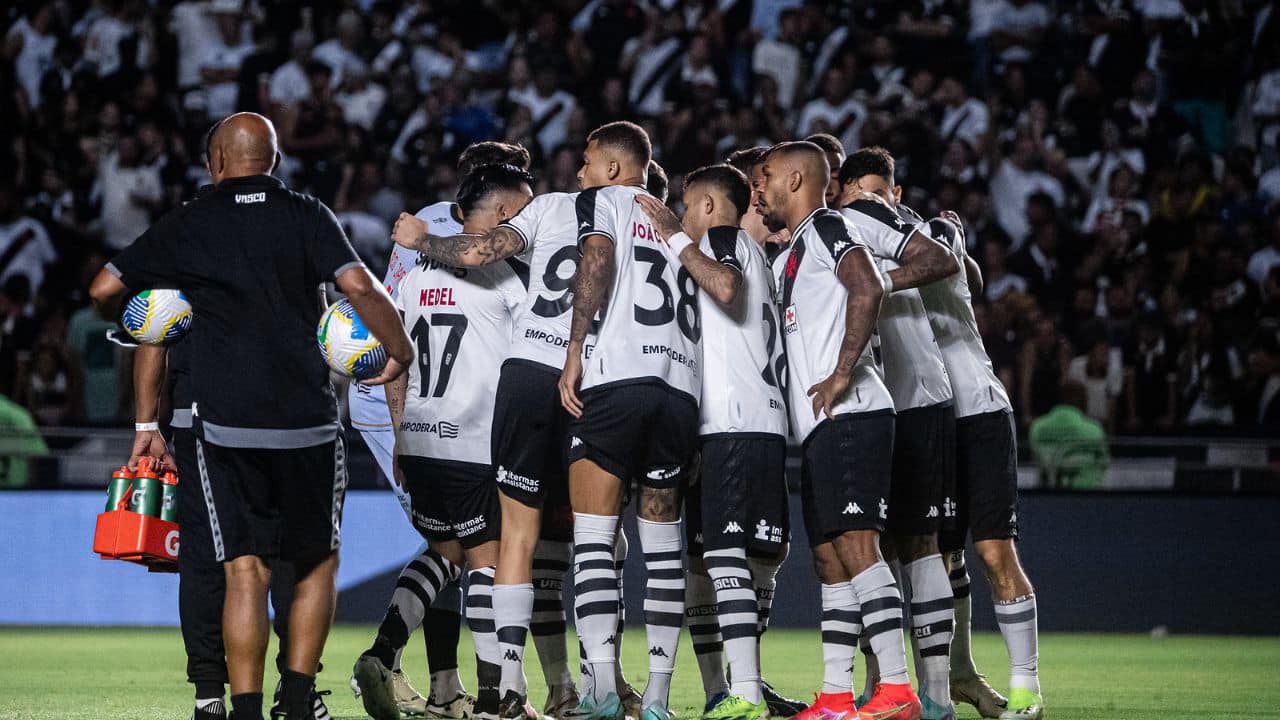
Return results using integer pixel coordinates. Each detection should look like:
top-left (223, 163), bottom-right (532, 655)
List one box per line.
top-left (120, 289), bottom-right (193, 345)
top-left (318, 299), bottom-right (387, 380)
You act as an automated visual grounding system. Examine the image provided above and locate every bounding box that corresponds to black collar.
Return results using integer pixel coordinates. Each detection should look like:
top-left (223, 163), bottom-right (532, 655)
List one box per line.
top-left (216, 174), bottom-right (285, 190)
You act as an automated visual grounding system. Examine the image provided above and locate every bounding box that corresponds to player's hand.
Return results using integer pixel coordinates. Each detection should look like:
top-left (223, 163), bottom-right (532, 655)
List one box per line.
top-left (764, 227), bottom-right (791, 247)
top-left (807, 371), bottom-right (851, 421)
top-left (364, 356), bottom-right (406, 386)
top-left (391, 212), bottom-right (427, 250)
top-left (391, 444), bottom-right (406, 490)
top-left (559, 350), bottom-right (585, 418)
top-left (129, 429), bottom-right (172, 472)
top-left (635, 195), bottom-right (684, 243)
top-left (940, 210), bottom-right (965, 242)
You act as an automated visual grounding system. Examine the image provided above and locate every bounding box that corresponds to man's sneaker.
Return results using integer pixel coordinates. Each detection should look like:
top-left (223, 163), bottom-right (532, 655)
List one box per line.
top-left (703, 691), bottom-right (730, 714)
top-left (619, 684), bottom-right (642, 720)
top-left (950, 676), bottom-right (1006, 719)
top-left (268, 686), bottom-right (332, 720)
top-left (430, 692), bottom-right (478, 719)
top-left (701, 694), bottom-right (769, 720)
top-left (790, 692), bottom-right (858, 720)
top-left (761, 683), bottom-right (805, 718)
top-left (193, 699), bottom-right (227, 720)
top-left (353, 654), bottom-right (403, 720)
top-left (919, 696), bottom-right (955, 720)
top-left (545, 684), bottom-right (582, 720)
top-left (500, 690), bottom-right (550, 720)
top-left (564, 692), bottom-right (625, 720)
top-left (391, 670), bottom-right (430, 716)
top-left (640, 701), bottom-right (673, 720)
top-left (856, 684), bottom-right (921, 720)
top-left (996, 689), bottom-right (1043, 720)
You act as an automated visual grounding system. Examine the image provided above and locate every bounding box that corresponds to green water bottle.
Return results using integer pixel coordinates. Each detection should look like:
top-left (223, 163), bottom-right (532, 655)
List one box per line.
top-left (128, 458), bottom-right (163, 517)
top-left (105, 466), bottom-right (134, 511)
top-left (159, 471), bottom-right (179, 523)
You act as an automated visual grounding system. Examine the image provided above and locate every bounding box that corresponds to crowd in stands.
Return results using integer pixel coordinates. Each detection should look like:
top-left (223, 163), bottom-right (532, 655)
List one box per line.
top-left (2, 0), bottom-right (1278, 434)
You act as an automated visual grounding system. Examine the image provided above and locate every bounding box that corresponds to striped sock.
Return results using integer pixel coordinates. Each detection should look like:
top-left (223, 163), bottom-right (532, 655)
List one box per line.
top-left (638, 518), bottom-right (684, 709)
top-left (821, 582), bottom-right (860, 694)
top-left (531, 540), bottom-right (573, 691)
top-left (574, 513), bottom-right (620, 703)
top-left (747, 548), bottom-right (782, 636)
top-left (948, 550), bottom-right (978, 677)
top-left (906, 554), bottom-right (955, 708)
top-left (494, 583), bottom-right (533, 697)
top-left (466, 567), bottom-right (500, 714)
top-left (995, 593), bottom-right (1040, 693)
top-left (850, 562), bottom-right (909, 686)
top-left (705, 547), bottom-right (761, 703)
top-left (371, 548), bottom-right (459, 668)
top-left (614, 532), bottom-right (629, 690)
top-left (685, 566), bottom-right (728, 703)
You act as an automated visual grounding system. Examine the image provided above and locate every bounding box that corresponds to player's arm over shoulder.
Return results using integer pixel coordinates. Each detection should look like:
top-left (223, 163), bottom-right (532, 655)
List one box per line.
top-left (685, 226), bottom-right (744, 306)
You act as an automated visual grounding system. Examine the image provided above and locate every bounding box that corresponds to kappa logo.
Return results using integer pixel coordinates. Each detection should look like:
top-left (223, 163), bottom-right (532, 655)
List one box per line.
top-left (723, 521), bottom-right (744, 534)
top-left (648, 646), bottom-right (669, 658)
top-left (570, 436), bottom-right (584, 449)
top-left (926, 505), bottom-right (940, 518)
top-left (843, 502), bottom-right (863, 515)
top-left (879, 498), bottom-right (888, 519)
top-left (602, 636), bottom-right (616, 645)
top-left (504, 649), bottom-right (519, 661)
top-left (580, 220), bottom-right (591, 228)
top-left (892, 215), bottom-right (905, 228)
top-left (832, 239), bottom-right (849, 254)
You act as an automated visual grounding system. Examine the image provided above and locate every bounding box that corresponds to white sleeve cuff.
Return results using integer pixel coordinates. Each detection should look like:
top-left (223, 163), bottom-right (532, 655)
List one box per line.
top-left (667, 231), bottom-right (694, 255)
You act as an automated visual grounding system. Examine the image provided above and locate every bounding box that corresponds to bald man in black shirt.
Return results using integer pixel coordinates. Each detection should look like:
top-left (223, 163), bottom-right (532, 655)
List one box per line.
top-left (91, 112), bottom-right (412, 720)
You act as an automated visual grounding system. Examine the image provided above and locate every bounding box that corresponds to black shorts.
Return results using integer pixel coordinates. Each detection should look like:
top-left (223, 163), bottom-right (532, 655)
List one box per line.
top-left (399, 455), bottom-right (501, 550)
top-left (172, 428), bottom-right (219, 567)
top-left (800, 412), bottom-right (894, 543)
top-left (939, 410), bottom-right (1019, 551)
top-left (194, 436), bottom-right (348, 565)
top-left (567, 381), bottom-right (699, 489)
top-left (887, 403), bottom-right (957, 536)
top-left (493, 360), bottom-right (573, 509)
top-left (689, 434), bottom-right (789, 555)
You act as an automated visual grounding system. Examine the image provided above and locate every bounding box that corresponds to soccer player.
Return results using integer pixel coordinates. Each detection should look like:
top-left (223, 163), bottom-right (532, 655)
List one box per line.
top-left (922, 222), bottom-right (1044, 720)
top-left (635, 163), bottom-right (786, 720)
top-left (348, 141), bottom-right (531, 719)
top-left (803, 133), bottom-right (846, 209)
top-left (837, 148), bottom-right (963, 720)
top-left (753, 141), bottom-right (921, 720)
top-left (90, 112), bottom-right (413, 720)
top-left (557, 121), bottom-right (700, 720)
top-left (352, 164), bottom-right (534, 720)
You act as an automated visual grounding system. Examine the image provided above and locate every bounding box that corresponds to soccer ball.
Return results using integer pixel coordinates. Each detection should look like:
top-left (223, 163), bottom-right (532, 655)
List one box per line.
top-left (317, 299), bottom-right (387, 380)
top-left (120, 289), bottom-right (193, 345)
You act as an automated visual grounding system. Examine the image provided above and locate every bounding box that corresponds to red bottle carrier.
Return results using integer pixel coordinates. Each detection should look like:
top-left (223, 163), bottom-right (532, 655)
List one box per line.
top-left (92, 458), bottom-right (180, 573)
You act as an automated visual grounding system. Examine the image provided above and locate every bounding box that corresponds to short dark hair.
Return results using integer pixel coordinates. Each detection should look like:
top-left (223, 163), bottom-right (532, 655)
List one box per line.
top-left (587, 121), bottom-right (652, 167)
top-left (456, 163), bottom-right (535, 214)
top-left (304, 59), bottom-right (332, 78)
top-left (839, 146), bottom-right (895, 186)
top-left (457, 142), bottom-right (532, 177)
top-left (726, 146), bottom-right (769, 176)
top-left (647, 160), bottom-right (669, 203)
top-left (804, 133), bottom-right (845, 160)
top-left (685, 164), bottom-right (751, 220)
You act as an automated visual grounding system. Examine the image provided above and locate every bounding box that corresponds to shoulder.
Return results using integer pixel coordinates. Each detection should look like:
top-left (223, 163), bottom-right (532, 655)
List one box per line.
top-left (842, 199), bottom-right (910, 234)
top-left (926, 217), bottom-right (964, 255)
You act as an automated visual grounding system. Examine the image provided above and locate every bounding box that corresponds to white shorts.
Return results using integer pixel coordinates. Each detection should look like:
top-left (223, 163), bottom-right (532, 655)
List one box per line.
top-left (359, 427), bottom-right (412, 519)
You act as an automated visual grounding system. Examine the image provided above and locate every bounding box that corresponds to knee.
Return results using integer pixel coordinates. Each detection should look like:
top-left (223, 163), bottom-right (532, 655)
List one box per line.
top-left (225, 555), bottom-right (271, 587)
top-left (975, 540), bottom-right (1030, 592)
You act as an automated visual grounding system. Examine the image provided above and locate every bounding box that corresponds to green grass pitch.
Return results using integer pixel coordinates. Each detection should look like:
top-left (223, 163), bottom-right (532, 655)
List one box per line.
top-left (0, 627), bottom-right (1277, 719)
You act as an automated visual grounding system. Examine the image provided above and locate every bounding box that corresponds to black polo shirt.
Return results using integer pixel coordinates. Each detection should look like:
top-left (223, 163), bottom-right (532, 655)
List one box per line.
top-left (107, 174), bottom-right (364, 449)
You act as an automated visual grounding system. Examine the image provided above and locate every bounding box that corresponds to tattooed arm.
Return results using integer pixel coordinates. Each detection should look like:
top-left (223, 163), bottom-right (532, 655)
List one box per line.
top-left (807, 246), bottom-right (885, 419)
top-left (636, 195), bottom-right (742, 305)
top-left (885, 230), bottom-right (961, 290)
top-left (389, 212), bottom-right (526, 267)
top-left (558, 234), bottom-right (616, 417)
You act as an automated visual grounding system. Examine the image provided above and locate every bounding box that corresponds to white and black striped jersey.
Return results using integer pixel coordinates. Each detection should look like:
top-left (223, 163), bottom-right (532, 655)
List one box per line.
top-left (349, 201), bottom-right (463, 431)
top-left (840, 201), bottom-right (953, 411)
top-left (779, 208), bottom-right (894, 443)
top-left (395, 258), bottom-right (526, 464)
top-left (916, 217), bottom-right (1012, 418)
top-left (697, 226), bottom-right (788, 437)
top-left (498, 191), bottom-right (581, 371)
top-left (576, 184), bottom-right (701, 403)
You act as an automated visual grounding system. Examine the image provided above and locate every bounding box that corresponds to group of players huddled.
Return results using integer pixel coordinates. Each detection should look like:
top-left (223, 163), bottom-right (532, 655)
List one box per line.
top-left (97, 114), bottom-right (1046, 720)
top-left (340, 120), bottom-right (1044, 720)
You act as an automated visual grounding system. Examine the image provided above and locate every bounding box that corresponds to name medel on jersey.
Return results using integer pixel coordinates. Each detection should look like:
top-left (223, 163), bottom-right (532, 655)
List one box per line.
top-left (840, 200), bottom-right (952, 411)
top-left (349, 202), bottom-right (463, 430)
top-left (498, 191), bottom-right (582, 370)
top-left (779, 208), bottom-right (894, 443)
top-left (915, 217), bottom-right (1012, 417)
top-left (396, 257), bottom-right (525, 464)
top-left (698, 226), bottom-right (787, 437)
top-left (577, 185), bottom-right (701, 402)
